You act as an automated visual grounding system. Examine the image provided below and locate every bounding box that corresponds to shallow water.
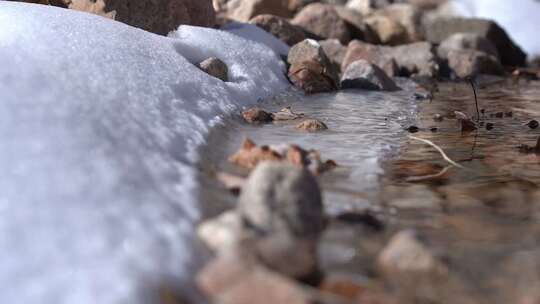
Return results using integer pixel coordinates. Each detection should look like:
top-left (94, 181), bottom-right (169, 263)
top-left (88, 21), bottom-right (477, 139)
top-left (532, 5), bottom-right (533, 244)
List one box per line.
top-left (199, 77), bottom-right (540, 303)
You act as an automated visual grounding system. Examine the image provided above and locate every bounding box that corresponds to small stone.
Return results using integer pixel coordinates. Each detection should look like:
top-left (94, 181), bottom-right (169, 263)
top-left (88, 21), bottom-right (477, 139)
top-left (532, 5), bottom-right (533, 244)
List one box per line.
top-left (527, 120), bottom-right (539, 129)
top-left (446, 49), bottom-right (504, 78)
top-left (228, 138), bottom-right (283, 169)
top-left (272, 107), bottom-right (305, 121)
top-left (377, 230), bottom-right (447, 279)
top-left (455, 111), bottom-right (477, 132)
top-left (433, 113), bottom-right (444, 121)
top-left (238, 162), bottom-right (325, 238)
top-left (485, 122), bottom-right (494, 130)
top-left (197, 210), bottom-right (246, 253)
top-left (341, 59), bottom-right (400, 91)
top-left (242, 107), bottom-right (274, 123)
top-left (198, 57), bottom-right (228, 81)
top-left (296, 119), bottom-right (328, 131)
top-left (407, 126), bottom-right (420, 133)
top-left (430, 127), bottom-right (438, 132)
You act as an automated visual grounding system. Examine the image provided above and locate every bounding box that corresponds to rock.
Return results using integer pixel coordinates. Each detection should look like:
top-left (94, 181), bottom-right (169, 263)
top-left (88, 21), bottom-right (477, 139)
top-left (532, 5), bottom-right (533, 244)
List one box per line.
top-left (438, 32), bottom-right (499, 59)
top-left (272, 107), bottom-right (305, 121)
top-left (424, 17), bottom-right (527, 67)
top-left (391, 42), bottom-right (439, 77)
top-left (238, 162), bottom-right (325, 238)
top-left (61, 0), bottom-right (216, 35)
top-left (346, 0), bottom-right (392, 16)
top-left (383, 184), bottom-right (443, 210)
top-left (197, 210), bottom-right (247, 253)
top-left (288, 39), bottom-right (339, 94)
top-left (296, 119), bottom-right (328, 131)
top-left (254, 233), bottom-right (318, 279)
top-left (342, 40), bottom-right (398, 77)
top-left (225, 0), bottom-right (292, 22)
top-left (228, 138), bottom-right (283, 169)
top-left (377, 230), bottom-right (447, 279)
top-left (249, 14), bottom-right (306, 46)
top-left (341, 59), bottom-right (400, 91)
top-left (334, 6), bottom-right (378, 42)
top-left (242, 107), bottom-right (274, 123)
top-left (447, 49), bottom-right (504, 78)
top-left (378, 3), bottom-right (424, 42)
top-left (319, 39), bottom-right (348, 74)
top-left (216, 172), bottom-right (246, 194)
top-left (364, 14), bottom-right (408, 45)
top-left (198, 57), bottom-right (228, 81)
top-left (292, 3), bottom-right (352, 44)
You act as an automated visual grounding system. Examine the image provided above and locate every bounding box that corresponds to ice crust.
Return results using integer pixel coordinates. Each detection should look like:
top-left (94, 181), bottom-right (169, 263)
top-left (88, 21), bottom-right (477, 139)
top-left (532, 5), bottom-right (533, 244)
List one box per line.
top-left (0, 2), bottom-right (289, 303)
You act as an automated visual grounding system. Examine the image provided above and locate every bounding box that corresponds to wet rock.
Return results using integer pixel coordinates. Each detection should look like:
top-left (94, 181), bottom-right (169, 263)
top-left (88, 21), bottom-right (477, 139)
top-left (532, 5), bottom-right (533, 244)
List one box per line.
top-left (319, 39), bottom-right (348, 74)
top-left (364, 14), bottom-right (408, 46)
top-left (406, 125), bottom-right (420, 133)
top-left (242, 107), bottom-right (274, 123)
top-left (62, 0), bottom-right (216, 35)
top-left (341, 40), bottom-right (398, 77)
top-left (238, 162), bottom-right (325, 238)
top-left (292, 3), bottom-right (352, 44)
top-left (198, 57), bottom-right (228, 82)
top-left (447, 49), bottom-right (504, 78)
top-left (424, 17), bottom-right (527, 67)
top-left (341, 59), bottom-right (400, 91)
top-left (254, 233), bottom-right (318, 279)
top-left (228, 138), bottom-right (283, 169)
top-left (272, 107), bottom-right (305, 121)
top-left (225, 0), bottom-right (292, 22)
top-left (250, 14), bottom-right (306, 46)
top-left (197, 210), bottom-right (246, 253)
top-left (288, 39), bottom-right (339, 94)
top-left (438, 32), bottom-right (499, 60)
top-left (377, 230), bottom-right (448, 278)
top-left (391, 42), bottom-right (439, 77)
top-left (455, 111), bottom-right (477, 132)
top-left (296, 119), bottom-right (328, 131)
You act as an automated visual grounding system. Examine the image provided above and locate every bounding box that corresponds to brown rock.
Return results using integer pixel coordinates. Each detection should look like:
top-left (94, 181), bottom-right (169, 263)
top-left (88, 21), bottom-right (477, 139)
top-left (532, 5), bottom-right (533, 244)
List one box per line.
top-left (225, 0), bottom-right (292, 22)
top-left (391, 42), bottom-right (439, 77)
top-left (65, 0), bottom-right (215, 35)
top-left (377, 3), bottom-right (424, 43)
top-left (242, 107), bottom-right (273, 123)
top-left (342, 40), bottom-right (398, 77)
top-left (228, 138), bottom-right (283, 169)
top-left (364, 14), bottom-right (408, 45)
top-left (249, 14), bottom-right (306, 46)
top-left (296, 119), bottom-right (328, 131)
top-left (334, 6), bottom-right (378, 42)
top-left (272, 106), bottom-right (305, 121)
top-left (319, 39), bottom-right (347, 74)
top-left (292, 3), bottom-right (351, 44)
top-left (198, 57), bottom-right (228, 81)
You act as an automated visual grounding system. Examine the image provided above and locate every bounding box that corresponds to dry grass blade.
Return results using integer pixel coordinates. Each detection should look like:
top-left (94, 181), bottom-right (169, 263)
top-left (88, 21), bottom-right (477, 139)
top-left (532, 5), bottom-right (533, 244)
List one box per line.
top-left (408, 135), bottom-right (467, 170)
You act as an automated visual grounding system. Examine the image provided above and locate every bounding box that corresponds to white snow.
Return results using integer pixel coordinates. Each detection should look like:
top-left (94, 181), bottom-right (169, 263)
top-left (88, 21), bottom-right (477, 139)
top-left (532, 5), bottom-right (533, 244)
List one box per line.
top-left (451, 0), bottom-right (540, 57)
top-left (0, 2), bottom-right (289, 304)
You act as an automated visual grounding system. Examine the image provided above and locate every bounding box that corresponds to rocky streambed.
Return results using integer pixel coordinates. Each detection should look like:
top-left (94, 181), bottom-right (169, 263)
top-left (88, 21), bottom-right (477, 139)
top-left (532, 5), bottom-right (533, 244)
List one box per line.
top-left (193, 75), bottom-right (540, 304)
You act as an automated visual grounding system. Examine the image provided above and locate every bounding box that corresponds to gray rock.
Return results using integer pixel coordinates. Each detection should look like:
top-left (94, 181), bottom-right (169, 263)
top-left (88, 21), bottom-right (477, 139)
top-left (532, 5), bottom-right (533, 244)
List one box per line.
top-left (438, 32), bottom-right (499, 59)
top-left (341, 59), bottom-right (400, 91)
top-left (378, 3), bottom-right (424, 42)
top-left (447, 49), bottom-right (504, 78)
top-left (238, 162), bottom-right (325, 239)
top-left (346, 0), bottom-right (393, 15)
top-left (249, 14), bottom-right (306, 46)
top-left (334, 5), bottom-right (378, 42)
top-left (197, 210), bottom-right (246, 253)
top-left (198, 57), bottom-right (228, 82)
top-left (292, 3), bottom-right (352, 44)
top-left (391, 42), bottom-right (439, 77)
top-left (424, 17), bottom-right (527, 66)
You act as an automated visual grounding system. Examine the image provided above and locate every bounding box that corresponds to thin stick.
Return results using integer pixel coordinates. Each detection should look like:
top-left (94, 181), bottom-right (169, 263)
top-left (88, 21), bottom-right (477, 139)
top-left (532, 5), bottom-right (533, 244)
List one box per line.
top-left (408, 135), bottom-right (466, 169)
top-left (469, 78), bottom-right (480, 122)
top-left (405, 166), bottom-right (452, 182)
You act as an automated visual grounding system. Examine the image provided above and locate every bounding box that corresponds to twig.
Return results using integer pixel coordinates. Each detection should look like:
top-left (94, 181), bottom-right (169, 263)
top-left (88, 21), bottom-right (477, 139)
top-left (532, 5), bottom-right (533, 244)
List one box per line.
top-left (405, 166), bottom-right (452, 182)
top-left (469, 78), bottom-right (480, 122)
top-left (408, 135), bottom-right (466, 169)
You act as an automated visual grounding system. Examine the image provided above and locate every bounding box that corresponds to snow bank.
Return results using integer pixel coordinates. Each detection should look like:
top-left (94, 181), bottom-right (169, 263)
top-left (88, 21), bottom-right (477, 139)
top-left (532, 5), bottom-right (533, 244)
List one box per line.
top-left (0, 2), bottom-right (289, 304)
top-left (451, 0), bottom-right (540, 57)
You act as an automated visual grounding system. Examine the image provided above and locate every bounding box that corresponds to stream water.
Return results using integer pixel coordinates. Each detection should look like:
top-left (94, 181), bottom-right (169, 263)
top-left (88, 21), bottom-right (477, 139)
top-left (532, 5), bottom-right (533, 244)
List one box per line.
top-left (198, 76), bottom-right (540, 303)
